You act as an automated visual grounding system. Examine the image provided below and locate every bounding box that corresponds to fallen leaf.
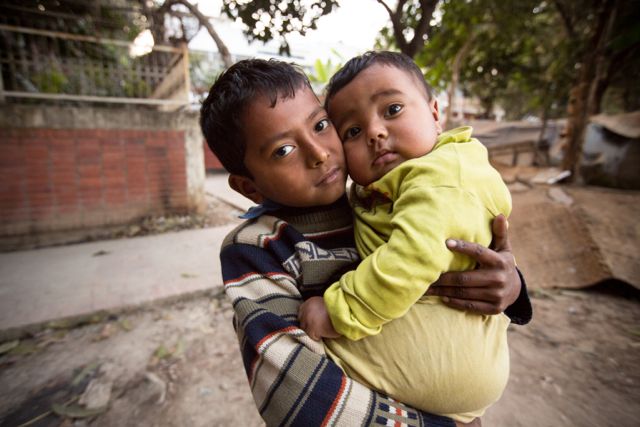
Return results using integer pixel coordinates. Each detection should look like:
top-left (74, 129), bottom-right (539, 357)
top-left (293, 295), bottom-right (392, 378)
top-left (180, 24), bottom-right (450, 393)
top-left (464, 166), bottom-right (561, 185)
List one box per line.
top-left (0, 340), bottom-right (19, 355)
top-left (47, 319), bottom-right (76, 330)
top-left (119, 318), bottom-right (133, 331)
top-left (51, 403), bottom-right (107, 418)
top-left (181, 273), bottom-right (198, 279)
top-left (628, 327), bottom-right (640, 337)
top-left (173, 339), bottom-right (185, 358)
top-left (9, 341), bottom-right (40, 356)
top-left (72, 362), bottom-right (100, 386)
top-left (78, 378), bottom-right (112, 410)
top-left (93, 324), bottom-right (116, 341)
top-left (92, 250), bottom-right (110, 257)
top-left (154, 344), bottom-right (171, 360)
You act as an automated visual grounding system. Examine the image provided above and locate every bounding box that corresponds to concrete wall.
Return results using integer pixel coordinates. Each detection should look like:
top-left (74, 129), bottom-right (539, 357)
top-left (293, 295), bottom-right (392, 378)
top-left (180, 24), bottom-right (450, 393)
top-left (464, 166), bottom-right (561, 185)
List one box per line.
top-left (0, 105), bottom-right (205, 246)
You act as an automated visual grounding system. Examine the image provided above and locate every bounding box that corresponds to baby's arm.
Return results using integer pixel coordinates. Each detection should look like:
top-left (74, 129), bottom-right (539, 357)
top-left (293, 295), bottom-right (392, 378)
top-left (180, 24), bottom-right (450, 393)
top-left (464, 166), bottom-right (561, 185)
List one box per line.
top-left (324, 185), bottom-right (488, 340)
top-left (298, 296), bottom-right (340, 341)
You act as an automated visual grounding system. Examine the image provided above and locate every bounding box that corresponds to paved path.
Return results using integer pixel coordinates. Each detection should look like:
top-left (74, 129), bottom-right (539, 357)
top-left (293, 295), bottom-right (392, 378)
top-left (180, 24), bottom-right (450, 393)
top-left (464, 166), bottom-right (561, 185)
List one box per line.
top-left (0, 174), bottom-right (250, 339)
top-left (0, 226), bottom-right (236, 338)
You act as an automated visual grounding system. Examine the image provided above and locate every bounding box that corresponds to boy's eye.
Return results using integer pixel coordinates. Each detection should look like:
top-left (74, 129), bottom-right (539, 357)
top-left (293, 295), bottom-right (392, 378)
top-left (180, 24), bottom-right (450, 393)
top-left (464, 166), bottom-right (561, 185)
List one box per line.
top-left (386, 104), bottom-right (403, 117)
top-left (273, 145), bottom-right (295, 159)
top-left (343, 126), bottom-right (361, 141)
top-left (314, 118), bottom-right (329, 132)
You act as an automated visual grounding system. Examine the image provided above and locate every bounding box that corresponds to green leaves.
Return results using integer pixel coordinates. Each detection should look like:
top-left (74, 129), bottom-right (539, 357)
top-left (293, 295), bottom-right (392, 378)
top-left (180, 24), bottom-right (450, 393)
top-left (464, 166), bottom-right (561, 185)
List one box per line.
top-left (221, 0), bottom-right (340, 56)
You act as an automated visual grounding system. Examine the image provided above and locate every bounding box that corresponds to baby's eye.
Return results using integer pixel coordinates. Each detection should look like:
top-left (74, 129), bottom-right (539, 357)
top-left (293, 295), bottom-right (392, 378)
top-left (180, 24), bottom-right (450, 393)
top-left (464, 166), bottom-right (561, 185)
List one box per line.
top-left (386, 104), bottom-right (403, 117)
top-left (343, 126), bottom-right (361, 141)
top-left (314, 118), bottom-right (330, 132)
top-left (273, 145), bottom-right (295, 159)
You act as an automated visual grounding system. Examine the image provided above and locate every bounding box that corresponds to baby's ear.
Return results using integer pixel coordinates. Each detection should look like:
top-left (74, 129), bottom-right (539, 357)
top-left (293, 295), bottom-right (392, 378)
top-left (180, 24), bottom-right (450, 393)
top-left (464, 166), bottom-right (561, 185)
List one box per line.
top-left (430, 98), bottom-right (443, 134)
top-left (228, 174), bottom-right (265, 204)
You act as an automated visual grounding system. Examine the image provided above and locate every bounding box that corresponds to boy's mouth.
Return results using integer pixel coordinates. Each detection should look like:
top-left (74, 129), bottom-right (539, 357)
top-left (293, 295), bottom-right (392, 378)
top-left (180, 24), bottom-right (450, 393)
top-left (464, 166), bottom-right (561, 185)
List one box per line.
top-left (373, 150), bottom-right (398, 167)
top-left (317, 166), bottom-right (341, 186)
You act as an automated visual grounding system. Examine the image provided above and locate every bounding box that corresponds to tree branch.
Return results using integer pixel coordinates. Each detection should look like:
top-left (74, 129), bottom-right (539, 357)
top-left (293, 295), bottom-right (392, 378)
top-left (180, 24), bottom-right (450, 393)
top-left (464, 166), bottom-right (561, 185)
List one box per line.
top-left (376, 0), bottom-right (395, 18)
top-left (164, 0), bottom-right (233, 68)
top-left (378, 0), bottom-right (410, 55)
top-left (551, 0), bottom-right (576, 40)
top-left (406, 0), bottom-right (438, 57)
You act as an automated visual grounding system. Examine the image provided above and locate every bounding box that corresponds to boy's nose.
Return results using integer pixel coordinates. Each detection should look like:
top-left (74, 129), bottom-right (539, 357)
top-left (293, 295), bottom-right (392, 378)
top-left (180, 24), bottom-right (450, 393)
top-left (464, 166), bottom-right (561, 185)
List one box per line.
top-left (307, 141), bottom-right (329, 168)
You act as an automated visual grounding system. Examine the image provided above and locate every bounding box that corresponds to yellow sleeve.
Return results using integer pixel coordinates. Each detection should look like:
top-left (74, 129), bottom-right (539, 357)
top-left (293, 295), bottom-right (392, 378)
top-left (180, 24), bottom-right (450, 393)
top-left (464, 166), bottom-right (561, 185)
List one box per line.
top-left (324, 184), bottom-right (489, 340)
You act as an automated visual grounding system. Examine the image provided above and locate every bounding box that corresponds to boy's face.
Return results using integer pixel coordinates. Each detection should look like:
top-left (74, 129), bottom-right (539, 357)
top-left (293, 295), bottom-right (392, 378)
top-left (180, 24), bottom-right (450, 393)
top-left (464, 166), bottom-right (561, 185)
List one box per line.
top-left (328, 63), bottom-right (442, 186)
top-left (230, 85), bottom-right (347, 208)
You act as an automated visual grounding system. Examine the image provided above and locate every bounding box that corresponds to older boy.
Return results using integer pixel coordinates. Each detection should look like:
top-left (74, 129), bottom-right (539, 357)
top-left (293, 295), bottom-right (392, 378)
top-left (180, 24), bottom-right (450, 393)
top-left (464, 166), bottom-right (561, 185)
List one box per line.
top-left (200, 58), bottom-right (531, 427)
top-left (298, 51), bottom-right (514, 422)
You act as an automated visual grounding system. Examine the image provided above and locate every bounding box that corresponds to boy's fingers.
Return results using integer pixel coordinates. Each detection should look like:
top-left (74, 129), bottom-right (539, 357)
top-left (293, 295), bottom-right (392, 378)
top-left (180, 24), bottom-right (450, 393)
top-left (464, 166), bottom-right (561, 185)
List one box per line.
top-left (445, 238), bottom-right (510, 268)
top-left (490, 214), bottom-right (511, 252)
top-left (427, 284), bottom-right (500, 303)
top-left (431, 269), bottom-right (499, 289)
top-left (439, 297), bottom-right (502, 315)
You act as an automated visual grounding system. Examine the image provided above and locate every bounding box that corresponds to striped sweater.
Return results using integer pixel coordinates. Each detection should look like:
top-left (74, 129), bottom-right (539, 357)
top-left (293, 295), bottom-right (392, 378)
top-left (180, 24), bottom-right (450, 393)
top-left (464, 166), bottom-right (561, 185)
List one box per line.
top-left (220, 196), bottom-right (531, 427)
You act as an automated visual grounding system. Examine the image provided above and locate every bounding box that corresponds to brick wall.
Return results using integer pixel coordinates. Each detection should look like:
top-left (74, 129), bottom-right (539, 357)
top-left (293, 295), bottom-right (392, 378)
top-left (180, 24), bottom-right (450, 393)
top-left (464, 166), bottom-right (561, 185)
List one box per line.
top-left (0, 105), bottom-right (205, 246)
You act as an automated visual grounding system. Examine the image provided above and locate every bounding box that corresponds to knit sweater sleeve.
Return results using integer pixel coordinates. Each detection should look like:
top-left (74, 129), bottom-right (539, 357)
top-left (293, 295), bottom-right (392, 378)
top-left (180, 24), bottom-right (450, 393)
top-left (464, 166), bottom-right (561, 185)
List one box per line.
top-left (220, 223), bottom-right (455, 427)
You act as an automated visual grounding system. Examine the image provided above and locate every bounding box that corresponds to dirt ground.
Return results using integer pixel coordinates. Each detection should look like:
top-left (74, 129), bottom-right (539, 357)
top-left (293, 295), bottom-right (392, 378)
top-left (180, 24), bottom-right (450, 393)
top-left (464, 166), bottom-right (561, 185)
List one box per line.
top-left (1, 184), bottom-right (639, 427)
top-left (1, 285), bottom-right (638, 427)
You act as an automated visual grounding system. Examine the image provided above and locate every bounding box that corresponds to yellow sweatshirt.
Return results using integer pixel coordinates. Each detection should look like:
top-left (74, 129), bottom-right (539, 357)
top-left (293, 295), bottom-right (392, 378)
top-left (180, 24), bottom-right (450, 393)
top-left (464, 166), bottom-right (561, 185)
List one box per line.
top-left (323, 127), bottom-right (512, 421)
top-left (324, 126), bottom-right (512, 339)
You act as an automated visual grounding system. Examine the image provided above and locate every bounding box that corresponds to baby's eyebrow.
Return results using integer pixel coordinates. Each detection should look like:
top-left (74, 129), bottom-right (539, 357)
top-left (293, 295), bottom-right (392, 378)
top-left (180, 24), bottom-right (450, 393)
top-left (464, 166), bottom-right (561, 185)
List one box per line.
top-left (370, 88), bottom-right (403, 102)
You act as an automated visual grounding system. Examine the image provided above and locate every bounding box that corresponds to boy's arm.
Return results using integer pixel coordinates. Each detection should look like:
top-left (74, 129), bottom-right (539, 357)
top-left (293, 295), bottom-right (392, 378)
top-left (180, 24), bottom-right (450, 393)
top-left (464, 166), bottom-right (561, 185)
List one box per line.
top-left (426, 214), bottom-right (533, 324)
top-left (324, 185), bottom-right (492, 340)
top-left (221, 240), bottom-right (456, 427)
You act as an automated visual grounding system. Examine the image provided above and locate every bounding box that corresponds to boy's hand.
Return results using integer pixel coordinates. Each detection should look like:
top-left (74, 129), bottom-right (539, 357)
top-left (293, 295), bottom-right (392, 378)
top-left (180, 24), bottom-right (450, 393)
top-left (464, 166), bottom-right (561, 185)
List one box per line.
top-left (426, 214), bottom-right (521, 315)
top-left (298, 297), bottom-right (341, 341)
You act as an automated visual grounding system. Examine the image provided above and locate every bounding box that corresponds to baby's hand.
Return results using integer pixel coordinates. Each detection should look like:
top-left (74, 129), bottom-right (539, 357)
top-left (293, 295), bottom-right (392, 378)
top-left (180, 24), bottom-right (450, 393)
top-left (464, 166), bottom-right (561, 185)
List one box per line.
top-left (298, 296), bottom-right (341, 341)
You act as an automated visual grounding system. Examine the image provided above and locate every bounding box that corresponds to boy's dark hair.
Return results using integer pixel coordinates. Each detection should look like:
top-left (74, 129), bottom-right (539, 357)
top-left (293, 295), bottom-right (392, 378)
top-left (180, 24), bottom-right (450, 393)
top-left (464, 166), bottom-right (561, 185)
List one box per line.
top-left (200, 59), bottom-right (312, 177)
top-left (324, 51), bottom-right (433, 111)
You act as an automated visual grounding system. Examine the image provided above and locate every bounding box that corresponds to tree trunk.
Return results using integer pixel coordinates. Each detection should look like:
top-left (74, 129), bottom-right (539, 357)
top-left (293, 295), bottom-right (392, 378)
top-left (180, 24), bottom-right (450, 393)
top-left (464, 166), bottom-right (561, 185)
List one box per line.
top-left (561, 0), bottom-right (617, 180)
top-left (445, 34), bottom-right (475, 128)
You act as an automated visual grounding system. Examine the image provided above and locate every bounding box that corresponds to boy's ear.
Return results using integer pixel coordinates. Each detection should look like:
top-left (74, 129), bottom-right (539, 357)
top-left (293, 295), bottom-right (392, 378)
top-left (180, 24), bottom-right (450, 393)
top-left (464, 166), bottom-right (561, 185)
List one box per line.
top-left (430, 98), bottom-right (443, 134)
top-left (228, 174), bottom-right (265, 204)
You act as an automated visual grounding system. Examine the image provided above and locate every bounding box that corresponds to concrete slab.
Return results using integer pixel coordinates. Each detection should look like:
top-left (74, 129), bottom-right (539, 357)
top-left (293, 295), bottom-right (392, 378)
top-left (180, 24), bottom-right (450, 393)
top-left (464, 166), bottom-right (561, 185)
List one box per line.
top-left (0, 225), bottom-right (236, 338)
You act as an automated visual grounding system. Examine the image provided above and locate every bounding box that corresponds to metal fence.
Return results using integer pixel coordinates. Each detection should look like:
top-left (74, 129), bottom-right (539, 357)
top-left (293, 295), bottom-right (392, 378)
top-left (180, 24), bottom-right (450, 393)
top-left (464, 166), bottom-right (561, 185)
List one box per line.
top-left (0, 24), bottom-right (190, 108)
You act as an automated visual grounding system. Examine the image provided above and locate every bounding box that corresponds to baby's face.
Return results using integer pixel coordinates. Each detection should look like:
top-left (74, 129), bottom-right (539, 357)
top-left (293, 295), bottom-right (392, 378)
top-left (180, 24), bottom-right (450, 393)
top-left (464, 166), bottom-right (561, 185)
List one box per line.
top-left (328, 64), bottom-right (442, 186)
top-left (238, 85), bottom-right (347, 207)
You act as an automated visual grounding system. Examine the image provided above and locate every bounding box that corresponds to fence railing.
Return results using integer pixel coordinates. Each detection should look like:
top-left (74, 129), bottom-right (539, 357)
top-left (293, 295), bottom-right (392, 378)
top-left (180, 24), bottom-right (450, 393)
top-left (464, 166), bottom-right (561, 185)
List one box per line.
top-left (0, 24), bottom-right (190, 108)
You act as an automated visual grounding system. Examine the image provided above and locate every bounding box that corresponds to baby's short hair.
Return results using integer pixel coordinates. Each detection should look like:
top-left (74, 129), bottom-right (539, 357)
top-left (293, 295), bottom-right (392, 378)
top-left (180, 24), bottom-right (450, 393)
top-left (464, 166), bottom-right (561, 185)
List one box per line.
top-left (200, 59), bottom-right (312, 177)
top-left (325, 51), bottom-right (433, 112)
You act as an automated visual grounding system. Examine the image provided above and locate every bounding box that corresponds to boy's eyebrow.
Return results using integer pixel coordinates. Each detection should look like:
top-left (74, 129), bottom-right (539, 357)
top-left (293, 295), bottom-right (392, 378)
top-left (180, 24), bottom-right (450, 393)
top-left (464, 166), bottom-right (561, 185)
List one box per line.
top-left (261, 105), bottom-right (326, 151)
top-left (307, 105), bottom-right (326, 122)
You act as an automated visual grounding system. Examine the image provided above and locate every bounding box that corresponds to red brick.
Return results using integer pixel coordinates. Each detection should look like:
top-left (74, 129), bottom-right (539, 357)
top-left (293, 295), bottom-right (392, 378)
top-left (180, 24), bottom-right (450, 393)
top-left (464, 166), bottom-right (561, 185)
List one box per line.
top-left (0, 149), bottom-right (25, 167)
top-left (73, 129), bottom-right (100, 139)
top-left (79, 193), bottom-right (102, 206)
top-left (29, 194), bottom-right (54, 209)
top-left (24, 144), bottom-right (49, 159)
top-left (56, 191), bottom-right (78, 203)
top-left (78, 165), bottom-right (102, 177)
top-left (104, 190), bottom-right (126, 205)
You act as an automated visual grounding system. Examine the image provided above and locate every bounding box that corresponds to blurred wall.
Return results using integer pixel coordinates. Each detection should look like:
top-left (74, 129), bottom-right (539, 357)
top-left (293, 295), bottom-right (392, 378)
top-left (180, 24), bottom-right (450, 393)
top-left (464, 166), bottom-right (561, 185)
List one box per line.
top-left (0, 105), bottom-right (205, 248)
